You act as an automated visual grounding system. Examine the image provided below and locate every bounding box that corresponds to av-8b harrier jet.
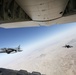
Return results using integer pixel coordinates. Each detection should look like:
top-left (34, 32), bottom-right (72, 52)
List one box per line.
top-left (0, 45), bottom-right (22, 54)
top-left (63, 45), bottom-right (73, 48)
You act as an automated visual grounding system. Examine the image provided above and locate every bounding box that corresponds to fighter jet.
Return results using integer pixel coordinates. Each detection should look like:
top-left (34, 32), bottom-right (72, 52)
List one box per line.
top-left (63, 45), bottom-right (73, 48)
top-left (0, 45), bottom-right (22, 54)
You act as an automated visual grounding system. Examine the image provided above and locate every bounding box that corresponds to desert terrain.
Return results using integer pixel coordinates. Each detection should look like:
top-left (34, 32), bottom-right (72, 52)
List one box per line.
top-left (1, 33), bottom-right (76, 75)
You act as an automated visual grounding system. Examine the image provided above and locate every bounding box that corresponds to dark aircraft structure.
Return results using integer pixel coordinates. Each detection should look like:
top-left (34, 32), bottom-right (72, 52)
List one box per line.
top-left (0, 68), bottom-right (42, 75)
top-left (0, 0), bottom-right (76, 28)
top-left (0, 45), bottom-right (22, 54)
top-left (63, 45), bottom-right (73, 48)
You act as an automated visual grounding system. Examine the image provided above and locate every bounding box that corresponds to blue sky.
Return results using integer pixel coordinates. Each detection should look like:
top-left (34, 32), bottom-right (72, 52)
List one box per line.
top-left (0, 23), bottom-right (75, 46)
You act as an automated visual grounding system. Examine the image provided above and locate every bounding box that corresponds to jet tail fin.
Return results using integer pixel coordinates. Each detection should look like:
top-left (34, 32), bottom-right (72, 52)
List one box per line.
top-left (18, 45), bottom-right (20, 50)
top-left (17, 45), bottom-right (22, 52)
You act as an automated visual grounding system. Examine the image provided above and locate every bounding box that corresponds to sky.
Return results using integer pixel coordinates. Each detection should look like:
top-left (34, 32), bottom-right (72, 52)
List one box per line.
top-left (0, 22), bottom-right (76, 68)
